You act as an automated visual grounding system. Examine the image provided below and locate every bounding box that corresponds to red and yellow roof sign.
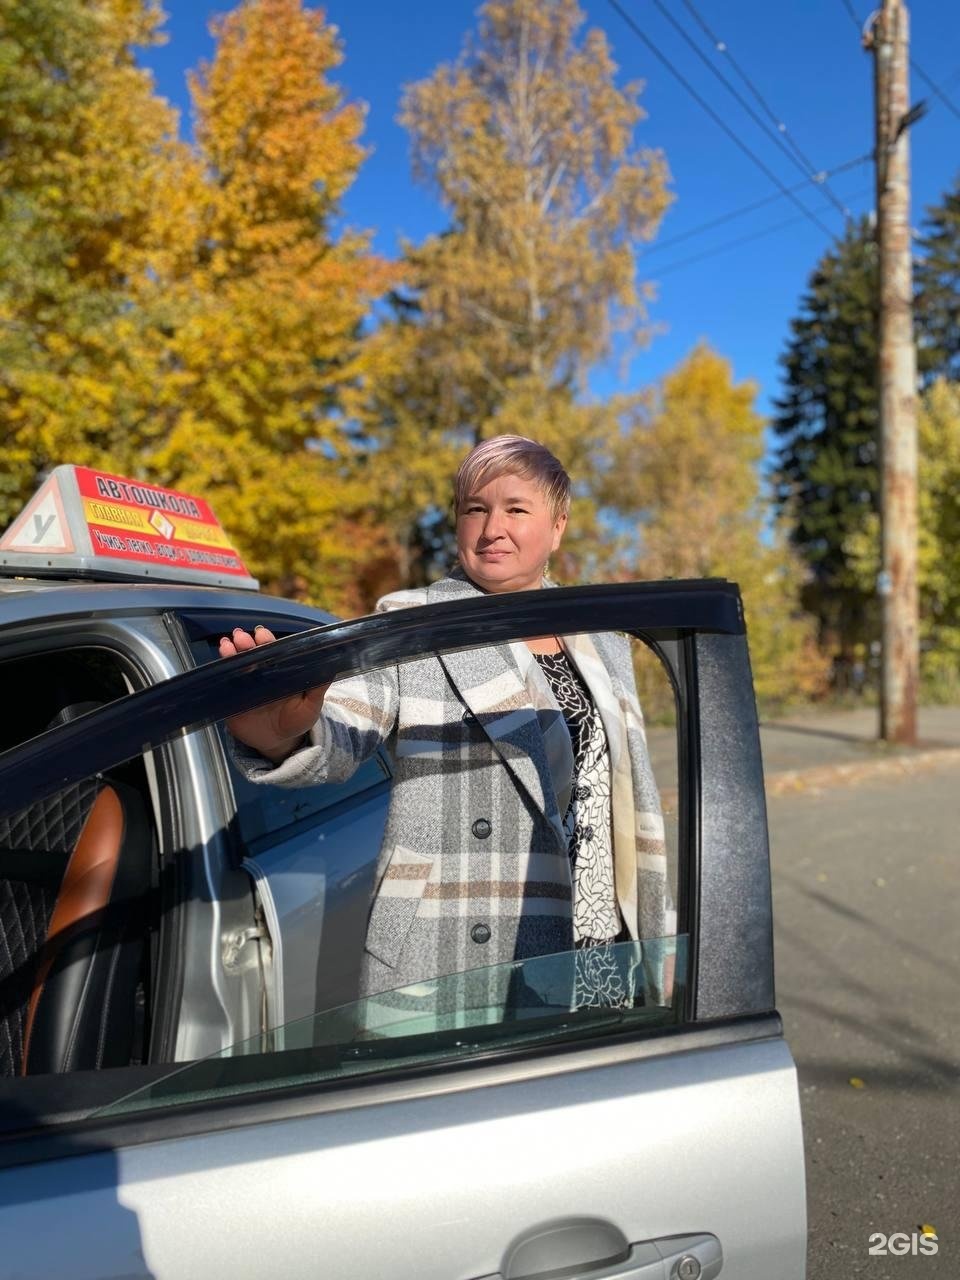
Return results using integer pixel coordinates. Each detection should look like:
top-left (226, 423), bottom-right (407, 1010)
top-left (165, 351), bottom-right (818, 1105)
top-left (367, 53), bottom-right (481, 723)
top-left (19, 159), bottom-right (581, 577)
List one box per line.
top-left (0, 466), bottom-right (258, 590)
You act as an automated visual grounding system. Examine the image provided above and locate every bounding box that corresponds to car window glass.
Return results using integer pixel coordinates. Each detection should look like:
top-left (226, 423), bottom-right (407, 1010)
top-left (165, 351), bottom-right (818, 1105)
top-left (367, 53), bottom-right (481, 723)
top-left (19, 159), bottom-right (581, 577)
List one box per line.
top-left (0, 622), bottom-right (685, 1117)
top-left (0, 647), bottom-right (129, 754)
top-left (0, 648), bottom-right (159, 1080)
top-left (229, 755), bottom-right (391, 848)
top-left (186, 628), bottom-right (393, 849)
top-left (631, 637), bottom-right (680, 908)
top-left (96, 935), bottom-right (687, 1119)
top-left (224, 628), bottom-right (682, 1038)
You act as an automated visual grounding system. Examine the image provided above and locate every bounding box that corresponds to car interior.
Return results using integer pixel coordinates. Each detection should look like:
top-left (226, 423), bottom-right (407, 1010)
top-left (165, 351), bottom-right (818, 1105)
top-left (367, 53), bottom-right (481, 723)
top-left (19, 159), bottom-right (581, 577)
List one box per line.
top-left (0, 650), bottom-right (159, 1080)
top-left (0, 626), bottom-right (686, 1127)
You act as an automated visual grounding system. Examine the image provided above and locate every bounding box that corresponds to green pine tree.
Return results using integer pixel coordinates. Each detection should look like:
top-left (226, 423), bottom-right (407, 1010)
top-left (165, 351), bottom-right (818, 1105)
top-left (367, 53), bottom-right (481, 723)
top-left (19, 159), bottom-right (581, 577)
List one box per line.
top-left (915, 172), bottom-right (960, 384)
top-left (772, 217), bottom-right (880, 658)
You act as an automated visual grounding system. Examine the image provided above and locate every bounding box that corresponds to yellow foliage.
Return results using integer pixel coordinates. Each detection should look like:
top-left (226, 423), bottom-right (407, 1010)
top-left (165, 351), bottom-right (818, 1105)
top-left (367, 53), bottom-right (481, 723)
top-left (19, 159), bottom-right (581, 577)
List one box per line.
top-left (135, 0), bottom-right (398, 604)
top-left (398, 0), bottom-right (671, 387)
top-left (917, 379), bottom-right (960, 665)
top-left (360, 0), bottom-right (671, 586)
top-left (189, 0), bottom-right (367, 270)
top-left (609, 344), bottom-right (830, 705)
top-left (0, 0), bottom-right (184, 523)
top-left (148, 418), bottom-right (394, 614)
top-left (845, 378), bottom-right (960, 693)
top-left (1, 0), bottom-right (396, 606)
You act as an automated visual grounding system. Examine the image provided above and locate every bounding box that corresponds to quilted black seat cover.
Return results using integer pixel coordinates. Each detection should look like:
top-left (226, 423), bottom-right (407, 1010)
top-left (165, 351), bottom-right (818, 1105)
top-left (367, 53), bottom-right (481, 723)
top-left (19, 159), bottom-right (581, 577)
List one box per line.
top-left (0, 779), bottom-right (100, 1077)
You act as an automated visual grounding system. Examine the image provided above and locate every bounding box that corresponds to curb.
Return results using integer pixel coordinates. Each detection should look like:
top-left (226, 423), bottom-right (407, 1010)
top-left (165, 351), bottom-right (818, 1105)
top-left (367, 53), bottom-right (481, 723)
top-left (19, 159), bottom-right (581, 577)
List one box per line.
top-left (765, 746), bottom-right (960, 796)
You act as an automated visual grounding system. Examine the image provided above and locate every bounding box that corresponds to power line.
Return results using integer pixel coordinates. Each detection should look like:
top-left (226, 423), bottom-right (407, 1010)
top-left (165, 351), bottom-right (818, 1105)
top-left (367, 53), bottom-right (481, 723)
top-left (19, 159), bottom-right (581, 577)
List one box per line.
top-left (653, 212), bottom-right (805, 277)
top-left (651, 0), bottom-right (848, 219)
top-left (676, 0), bottom-right (851, 218)
top-left (650, 185), bottom-right (874, 278)
top-left (910, 58), bottom-right (960, 123)
top-left (604, 0), bottom-right (836, 239)
top-left (642, 151), bottom-right (873, 257)
top-left (838, 0), bottom-right (863, 33)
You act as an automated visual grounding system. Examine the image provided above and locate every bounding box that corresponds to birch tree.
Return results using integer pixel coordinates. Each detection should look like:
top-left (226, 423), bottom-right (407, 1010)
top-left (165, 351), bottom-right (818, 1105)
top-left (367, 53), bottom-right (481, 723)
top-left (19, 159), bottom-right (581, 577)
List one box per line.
top-left (363, 0), bottom-right (671, 583)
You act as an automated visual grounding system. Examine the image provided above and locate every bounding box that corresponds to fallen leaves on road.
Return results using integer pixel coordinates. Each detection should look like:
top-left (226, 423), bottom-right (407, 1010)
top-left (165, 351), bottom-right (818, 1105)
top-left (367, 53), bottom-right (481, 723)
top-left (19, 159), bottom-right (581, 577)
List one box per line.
top-left (766, 747), bottom-right (960, 797)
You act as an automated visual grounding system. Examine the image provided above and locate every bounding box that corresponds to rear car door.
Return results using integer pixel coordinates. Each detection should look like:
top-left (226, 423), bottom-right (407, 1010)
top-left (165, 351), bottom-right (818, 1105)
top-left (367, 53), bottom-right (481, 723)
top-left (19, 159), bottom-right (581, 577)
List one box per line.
top-left (0, 581), bottom-right (806, 1280)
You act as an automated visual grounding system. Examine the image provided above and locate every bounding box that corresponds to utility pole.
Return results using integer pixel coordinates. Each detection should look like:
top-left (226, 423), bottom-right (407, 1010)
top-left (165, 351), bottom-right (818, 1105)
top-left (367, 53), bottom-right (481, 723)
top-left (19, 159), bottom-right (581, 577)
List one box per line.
top-left (864, 0), bottom-right (919, 745)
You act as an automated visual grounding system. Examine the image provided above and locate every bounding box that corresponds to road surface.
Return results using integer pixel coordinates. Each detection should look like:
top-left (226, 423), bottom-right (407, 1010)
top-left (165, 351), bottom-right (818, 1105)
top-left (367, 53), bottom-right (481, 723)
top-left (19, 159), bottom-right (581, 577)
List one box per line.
top-left (769, 757), bottom-right (958, 1278)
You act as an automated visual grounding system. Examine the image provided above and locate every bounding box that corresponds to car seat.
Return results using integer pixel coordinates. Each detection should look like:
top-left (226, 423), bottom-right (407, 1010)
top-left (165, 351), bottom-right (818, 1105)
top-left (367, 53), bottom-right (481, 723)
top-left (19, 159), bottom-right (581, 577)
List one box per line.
top-left (0, 704), bottom-right (153, 1076)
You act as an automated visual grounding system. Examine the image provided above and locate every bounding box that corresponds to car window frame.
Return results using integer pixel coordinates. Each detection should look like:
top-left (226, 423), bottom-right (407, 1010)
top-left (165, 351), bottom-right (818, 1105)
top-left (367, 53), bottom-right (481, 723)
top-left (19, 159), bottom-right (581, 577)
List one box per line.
top-left (0, 580), bottom-right (742, 816)
top-left (0, 581), bottom-right (760, 1006)
top-left (0, 580), bottom-right (779, 1161)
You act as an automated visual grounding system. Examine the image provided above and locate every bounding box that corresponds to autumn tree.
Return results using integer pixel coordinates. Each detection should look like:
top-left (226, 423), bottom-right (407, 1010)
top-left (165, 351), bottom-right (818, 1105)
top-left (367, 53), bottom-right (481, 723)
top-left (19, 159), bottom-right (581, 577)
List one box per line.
top-left (916, 381), bottom-right (960, 697)
top-left (1, 0), bottom-right (395, 611)
top-left (139, 0), bottom-right (395, 609)
top-left (844, 379), bottom-right (960, 700)
top-left (362, 0), bottom-right (671, 584)
top-left (609, 344), bottom-right (828, 707)
top-left (0, 0), bottom-right (182, 524)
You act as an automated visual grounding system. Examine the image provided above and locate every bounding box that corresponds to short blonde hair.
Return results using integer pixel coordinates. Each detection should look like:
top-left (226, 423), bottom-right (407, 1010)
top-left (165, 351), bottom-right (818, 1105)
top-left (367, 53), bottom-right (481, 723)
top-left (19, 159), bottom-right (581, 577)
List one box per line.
top-left (454, 436), bottom-right (571, 520)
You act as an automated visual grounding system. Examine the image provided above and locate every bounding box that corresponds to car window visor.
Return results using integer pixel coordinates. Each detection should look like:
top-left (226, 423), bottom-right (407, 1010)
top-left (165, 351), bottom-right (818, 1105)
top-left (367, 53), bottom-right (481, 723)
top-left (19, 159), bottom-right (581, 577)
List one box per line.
top-left (0, 580), bottom-right (743, 818)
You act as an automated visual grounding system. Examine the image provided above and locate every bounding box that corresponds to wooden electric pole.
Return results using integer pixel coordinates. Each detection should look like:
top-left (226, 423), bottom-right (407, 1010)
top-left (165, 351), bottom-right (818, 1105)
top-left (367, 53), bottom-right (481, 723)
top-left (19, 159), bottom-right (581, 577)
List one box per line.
top-left (865, 0), bottom-right (919, 745)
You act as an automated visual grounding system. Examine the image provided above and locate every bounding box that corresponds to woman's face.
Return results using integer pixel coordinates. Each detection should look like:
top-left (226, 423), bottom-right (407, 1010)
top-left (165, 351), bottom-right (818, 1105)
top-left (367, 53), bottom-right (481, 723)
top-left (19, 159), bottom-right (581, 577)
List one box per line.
top-left (456, 472), bottom-right (567, 594)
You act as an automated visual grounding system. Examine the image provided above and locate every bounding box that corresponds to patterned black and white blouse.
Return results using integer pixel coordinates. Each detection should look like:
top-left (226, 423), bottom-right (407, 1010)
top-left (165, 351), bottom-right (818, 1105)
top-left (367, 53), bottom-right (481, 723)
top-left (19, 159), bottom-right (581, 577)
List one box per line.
top-left (533, 650), bottom-right (623, 947)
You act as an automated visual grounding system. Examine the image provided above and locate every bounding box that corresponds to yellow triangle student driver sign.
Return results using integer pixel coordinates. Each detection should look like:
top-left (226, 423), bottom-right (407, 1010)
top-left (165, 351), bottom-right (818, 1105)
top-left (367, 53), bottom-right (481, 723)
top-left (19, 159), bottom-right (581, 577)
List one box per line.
top-left (0, 466), bottom-right (258, 590)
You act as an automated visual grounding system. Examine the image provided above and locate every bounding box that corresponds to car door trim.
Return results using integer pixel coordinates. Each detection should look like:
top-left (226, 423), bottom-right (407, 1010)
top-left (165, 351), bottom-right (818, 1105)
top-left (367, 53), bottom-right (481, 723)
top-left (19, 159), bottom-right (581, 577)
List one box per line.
top-left (0, 1011), bottom-right (783, 1170)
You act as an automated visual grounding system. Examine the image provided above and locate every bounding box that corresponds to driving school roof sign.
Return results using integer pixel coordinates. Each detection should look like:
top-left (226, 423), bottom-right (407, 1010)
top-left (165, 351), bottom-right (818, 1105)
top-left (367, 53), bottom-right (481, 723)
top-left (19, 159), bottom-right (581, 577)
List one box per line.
top-left (0, 466), bottom-right (259, 590)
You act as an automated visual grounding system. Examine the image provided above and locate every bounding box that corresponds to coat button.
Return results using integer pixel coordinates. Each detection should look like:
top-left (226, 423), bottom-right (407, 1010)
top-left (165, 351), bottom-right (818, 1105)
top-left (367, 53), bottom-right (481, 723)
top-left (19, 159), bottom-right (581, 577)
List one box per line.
top-left (471, 923), bottom-right (491, 944)
top-left (582, 825), bottom-right (595, 841)
top-left (471, 818), bottom-right (492, 839)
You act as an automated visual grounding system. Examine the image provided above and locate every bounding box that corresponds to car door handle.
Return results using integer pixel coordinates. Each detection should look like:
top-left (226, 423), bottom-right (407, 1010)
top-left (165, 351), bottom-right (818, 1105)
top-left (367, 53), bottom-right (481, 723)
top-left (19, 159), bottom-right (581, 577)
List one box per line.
top-left (474, 1225), bottom-right (722, 1280)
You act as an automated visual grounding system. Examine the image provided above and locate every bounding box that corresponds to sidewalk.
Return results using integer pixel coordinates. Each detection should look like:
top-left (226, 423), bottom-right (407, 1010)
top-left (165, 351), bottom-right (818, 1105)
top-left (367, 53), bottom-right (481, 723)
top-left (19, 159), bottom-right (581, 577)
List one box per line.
top-left (759, 704), bottom-right (960, 793)
top-left (647, 705), bottom-right (960, 795)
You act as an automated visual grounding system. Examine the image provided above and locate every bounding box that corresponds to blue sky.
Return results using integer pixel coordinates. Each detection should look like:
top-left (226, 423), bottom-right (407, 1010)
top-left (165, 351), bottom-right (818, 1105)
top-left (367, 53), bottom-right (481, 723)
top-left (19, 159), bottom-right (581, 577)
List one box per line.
top-left (140, 0), bottom-right (960, 428)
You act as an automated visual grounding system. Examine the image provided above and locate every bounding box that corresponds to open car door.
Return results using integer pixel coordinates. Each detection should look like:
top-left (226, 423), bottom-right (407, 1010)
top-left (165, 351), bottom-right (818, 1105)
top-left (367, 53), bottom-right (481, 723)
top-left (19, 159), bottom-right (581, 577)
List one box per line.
top-left (0, 581), bottom-right (806, 1280)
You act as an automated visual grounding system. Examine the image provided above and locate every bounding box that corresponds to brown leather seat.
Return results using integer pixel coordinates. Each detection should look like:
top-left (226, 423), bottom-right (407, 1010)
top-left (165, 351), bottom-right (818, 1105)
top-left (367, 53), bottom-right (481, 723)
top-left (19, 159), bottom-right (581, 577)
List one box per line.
top-left (0, 773), bottom-right (152, 1077)
top-left (20, 781), bottom-right (151, 1075)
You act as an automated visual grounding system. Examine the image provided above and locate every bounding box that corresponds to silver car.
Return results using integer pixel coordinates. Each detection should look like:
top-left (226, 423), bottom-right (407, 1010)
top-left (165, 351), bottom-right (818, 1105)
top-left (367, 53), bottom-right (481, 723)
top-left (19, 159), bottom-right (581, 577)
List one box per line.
top-left (0, 570), bottom-right (806, 1280)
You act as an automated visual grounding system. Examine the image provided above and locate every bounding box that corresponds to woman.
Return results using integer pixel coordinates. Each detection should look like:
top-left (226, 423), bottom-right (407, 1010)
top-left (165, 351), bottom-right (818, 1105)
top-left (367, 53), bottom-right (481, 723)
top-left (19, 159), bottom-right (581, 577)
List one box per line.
top-left (222, 436), bottom-right (672, 1016)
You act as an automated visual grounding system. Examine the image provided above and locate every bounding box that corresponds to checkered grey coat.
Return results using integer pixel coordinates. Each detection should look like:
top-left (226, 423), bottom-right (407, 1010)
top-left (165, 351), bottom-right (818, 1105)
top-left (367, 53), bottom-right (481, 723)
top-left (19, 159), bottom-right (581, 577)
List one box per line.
top-left (234, 570), bottom-right (672, 1019)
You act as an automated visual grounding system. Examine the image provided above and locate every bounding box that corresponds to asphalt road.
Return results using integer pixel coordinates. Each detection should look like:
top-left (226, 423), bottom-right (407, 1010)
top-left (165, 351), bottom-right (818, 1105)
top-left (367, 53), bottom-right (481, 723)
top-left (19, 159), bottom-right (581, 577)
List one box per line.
top-left (645, 705), bottom-right (960, 784)
top-left (768, 757), bottom-right (959, 1278)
